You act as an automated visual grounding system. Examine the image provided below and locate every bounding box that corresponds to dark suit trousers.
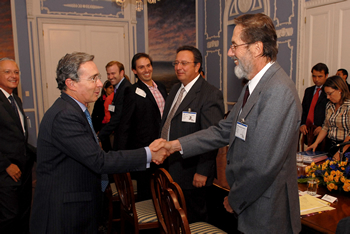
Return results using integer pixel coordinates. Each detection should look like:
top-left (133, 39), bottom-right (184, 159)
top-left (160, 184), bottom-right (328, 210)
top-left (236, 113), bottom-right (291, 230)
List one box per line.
top-left (183, 187), bottom-right (209, 224)
top-left (0, 168), bottom-right (32, 234)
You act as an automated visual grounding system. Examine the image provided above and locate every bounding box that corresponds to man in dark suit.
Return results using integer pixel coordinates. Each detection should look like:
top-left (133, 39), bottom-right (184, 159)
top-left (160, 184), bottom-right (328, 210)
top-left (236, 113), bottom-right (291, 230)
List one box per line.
top-left (154, 13), bottom-right (302, 233)
top-left (300, 63), bottom-right (329, 139)
top-left (98, 61), bottom-right (131, 151)
top-left (0, 58), bottom-right (36, 234)
top-left (160, 45), bottom-right (224, 223)
top-left (336, 68), bottom-right (349, 91)
top-left (30, 52), bottom-right (168, 233)
top-left (115, 53), bottom-right (167, 201)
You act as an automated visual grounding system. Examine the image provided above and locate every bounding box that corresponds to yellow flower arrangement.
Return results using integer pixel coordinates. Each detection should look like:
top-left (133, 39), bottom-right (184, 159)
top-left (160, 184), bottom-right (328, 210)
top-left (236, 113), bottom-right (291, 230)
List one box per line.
top-left (300, 156), bottom-right (350, 192)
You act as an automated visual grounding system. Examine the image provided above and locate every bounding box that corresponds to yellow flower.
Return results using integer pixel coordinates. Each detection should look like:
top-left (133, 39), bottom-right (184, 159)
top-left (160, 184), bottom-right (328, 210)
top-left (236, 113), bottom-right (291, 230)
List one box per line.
top-left (324, 171), bottom-right (329, 176)
top-left (324, 176), bottom-right (328, 182)
top-left (341, 176), bottom-right (346, 183)
top-left (327, 183), bottom-right (335, 191)
top-left (305, 166), bottom-right (310, 173)
top-left (343, 184), bottom-right (350, 192)
top-left (341, 167), bottom-right (345, 170)
top-left (331, 170), bottom-right (336, 176)
top-left (328, 175), bottom-right (334, 181)
top-left (334, 176), bottom-right (339, 183)
top-left (312, 173), bottom-right (316, 178)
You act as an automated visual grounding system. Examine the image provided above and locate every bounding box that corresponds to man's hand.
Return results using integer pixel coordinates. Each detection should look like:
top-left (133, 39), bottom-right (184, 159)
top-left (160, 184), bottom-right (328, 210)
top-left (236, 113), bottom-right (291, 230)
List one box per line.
top-left (151, 138), bottom-right (182, 154)
top-left (150, 139), bottom-right (170, 165)
top-left (313, 126), bottom-right (322, 136)
top-left (223, 196), bottom-right (234, 213)
top-left (300, 125), bottom-right (308, 135)
top-left (6, 164), bottom-right (21, 182)
top-left (192, 173), bottom-right (207, 188)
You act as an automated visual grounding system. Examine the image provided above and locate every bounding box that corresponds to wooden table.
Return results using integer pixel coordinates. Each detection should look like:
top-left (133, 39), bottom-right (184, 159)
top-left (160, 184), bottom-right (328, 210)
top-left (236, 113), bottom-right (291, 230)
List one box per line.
top-left (298, 166), bottom-right (350, 234)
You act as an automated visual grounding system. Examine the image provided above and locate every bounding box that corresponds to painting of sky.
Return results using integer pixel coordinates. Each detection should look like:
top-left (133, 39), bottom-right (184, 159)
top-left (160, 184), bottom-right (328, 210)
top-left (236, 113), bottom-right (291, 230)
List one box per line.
top-left (148, 0), bottom-right (195, 91)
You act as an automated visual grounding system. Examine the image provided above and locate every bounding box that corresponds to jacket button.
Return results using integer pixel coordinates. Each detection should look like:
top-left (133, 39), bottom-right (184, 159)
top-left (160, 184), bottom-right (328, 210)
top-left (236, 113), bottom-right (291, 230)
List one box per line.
top-left (227, 160), bottom-right (230, 165)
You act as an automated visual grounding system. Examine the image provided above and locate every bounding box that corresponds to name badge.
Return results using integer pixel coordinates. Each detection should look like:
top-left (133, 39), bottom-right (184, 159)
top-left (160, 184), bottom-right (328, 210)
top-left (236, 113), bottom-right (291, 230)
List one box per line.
top-left (108, 104), bottom-right (115, 112)
top-left (235, 122), bottom-right (248, 141)
top-left (182, 111), bottom-right (196, 123)
top-left (135, 87), bottom-right (146, 98)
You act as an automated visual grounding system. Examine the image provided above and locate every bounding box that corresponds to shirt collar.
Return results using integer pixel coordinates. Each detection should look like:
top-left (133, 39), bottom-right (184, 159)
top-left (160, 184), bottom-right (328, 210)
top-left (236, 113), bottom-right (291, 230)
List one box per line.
top-left (0, 87), bottom-right (11, 99)
top-left (247, 62), bottom-right (274, 94)
top-left (181, 74), bottom-right (200, 93)
top-left (66, 93), bottom-right (87, 112)
top-left (114, 77), bottom-right (125, 92)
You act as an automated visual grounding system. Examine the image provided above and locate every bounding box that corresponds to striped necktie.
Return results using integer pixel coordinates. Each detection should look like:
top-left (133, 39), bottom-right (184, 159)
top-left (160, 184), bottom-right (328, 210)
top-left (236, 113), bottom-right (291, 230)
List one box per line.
top-left (84, 109), bottom-right (109, 192)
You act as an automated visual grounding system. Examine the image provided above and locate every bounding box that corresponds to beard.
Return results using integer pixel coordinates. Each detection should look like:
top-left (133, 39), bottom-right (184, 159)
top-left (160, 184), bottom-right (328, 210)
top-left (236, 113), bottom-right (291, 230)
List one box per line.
top-left (233, 55), bottom-right (251, 79)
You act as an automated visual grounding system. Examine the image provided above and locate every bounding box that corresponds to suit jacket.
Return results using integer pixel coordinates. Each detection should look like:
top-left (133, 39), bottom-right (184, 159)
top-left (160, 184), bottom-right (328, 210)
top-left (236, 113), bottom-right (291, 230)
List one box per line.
top-left (161, 77), bottom-right (224, 190)
top-left (301, 85), bottom-right (328, 126)
top-left (178, 63), bottom-right (302, 234)
top-left (98, 78), bottom-right (132, 142)
top-left (114, 79), bottom-right (167, 150)
top-left (0, 90), bottom-right (35, 187)
top-left (30, 92), bottom-right (148, 234)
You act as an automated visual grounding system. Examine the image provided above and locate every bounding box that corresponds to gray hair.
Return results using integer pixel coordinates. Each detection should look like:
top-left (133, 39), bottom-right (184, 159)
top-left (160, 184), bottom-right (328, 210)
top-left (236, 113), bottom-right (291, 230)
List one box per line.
top-left (0, 58), bottom-right (16, 63)
top-left (56, 52), bottom-right (94, 91)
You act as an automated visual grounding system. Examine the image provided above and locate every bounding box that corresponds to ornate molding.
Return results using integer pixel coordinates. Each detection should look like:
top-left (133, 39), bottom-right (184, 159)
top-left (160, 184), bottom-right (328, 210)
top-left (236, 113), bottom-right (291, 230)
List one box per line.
top-left (205, 49), bottom-right (223, 90)
top-left (26, 0), bottom-right (34, 19)
top-left (40, 0), bottom-right (124, 18)
top-left (205, 0), bottom-right (222, 39)
top-left (305, 0), bottom-right (346, 9)
top-left (229, 0), bottom-right (269, 18)
top-left (274, 0), bottom-right (295, 27)
top-left (277, 39), bottom-right (294, 79)
top-left (276, 27), bottom-right (294, 37)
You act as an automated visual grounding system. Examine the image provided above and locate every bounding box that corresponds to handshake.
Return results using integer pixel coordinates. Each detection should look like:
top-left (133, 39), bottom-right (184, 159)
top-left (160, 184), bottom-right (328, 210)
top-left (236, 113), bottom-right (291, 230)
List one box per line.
top-left (149, 138), bottom-right (182, 165)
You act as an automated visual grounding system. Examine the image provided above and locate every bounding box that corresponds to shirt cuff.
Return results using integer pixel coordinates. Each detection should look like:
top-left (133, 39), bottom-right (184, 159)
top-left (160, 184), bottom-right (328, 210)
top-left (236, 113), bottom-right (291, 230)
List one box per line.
top-left (144, 147), bottom-right (151, 168)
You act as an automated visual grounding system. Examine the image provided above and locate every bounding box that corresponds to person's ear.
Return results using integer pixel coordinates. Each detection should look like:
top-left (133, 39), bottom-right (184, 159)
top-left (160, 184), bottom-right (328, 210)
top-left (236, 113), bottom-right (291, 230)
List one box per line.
top-left (65, 78), bottom-right (76, 91)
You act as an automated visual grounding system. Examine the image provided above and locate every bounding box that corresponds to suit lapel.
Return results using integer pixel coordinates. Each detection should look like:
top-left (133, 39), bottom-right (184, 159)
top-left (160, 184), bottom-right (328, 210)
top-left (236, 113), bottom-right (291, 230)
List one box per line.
top-left (229, 62), bottom-right (280, 146)
top-left (162, 83), bottom-right (181, 126)
top-left (137, 80), bottom-right (159, 109)
top-left (173, 77), bottom-right (203, 118)
top-left (0, 91), bottom-right (24, 134)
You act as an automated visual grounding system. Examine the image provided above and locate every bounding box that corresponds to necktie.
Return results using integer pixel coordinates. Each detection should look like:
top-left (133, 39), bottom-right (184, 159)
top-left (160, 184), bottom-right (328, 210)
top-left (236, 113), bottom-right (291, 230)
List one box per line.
top-left (161, 88), bottom-right (185, 139)
top-left (306, 88), bottom-right (321, 127)
top-left (242, 86), bottom-right (250, 108)
top-left (84, 109), bottom-right (109, 192)
top-left (8, 96), bottom-right (20, 121)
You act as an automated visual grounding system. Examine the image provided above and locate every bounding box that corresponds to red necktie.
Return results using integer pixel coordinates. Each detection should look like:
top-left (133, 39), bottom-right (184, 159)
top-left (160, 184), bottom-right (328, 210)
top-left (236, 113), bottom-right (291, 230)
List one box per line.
top-left (306, 88), bottom-right (321, 126)
top-left (242, 86), bottom-right (250, 108)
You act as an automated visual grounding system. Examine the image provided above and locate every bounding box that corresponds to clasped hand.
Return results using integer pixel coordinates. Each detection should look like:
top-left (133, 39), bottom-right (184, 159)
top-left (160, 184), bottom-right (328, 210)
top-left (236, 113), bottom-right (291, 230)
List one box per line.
top-left (149, 138), bottom-right (181, 165)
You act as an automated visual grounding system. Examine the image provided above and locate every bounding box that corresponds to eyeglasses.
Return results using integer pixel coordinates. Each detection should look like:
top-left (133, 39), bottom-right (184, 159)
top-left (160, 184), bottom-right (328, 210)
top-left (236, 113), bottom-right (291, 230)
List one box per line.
top-left (172, 61), bottom-right (196, 67)
top-left (230, 43), bottom-right (251, 51)
top-left (1, 70), bottom-right (20, 75)
top-left (325, 90), bottom-right (336, 97)
top-left (81, 73), bottom-right (101, 83)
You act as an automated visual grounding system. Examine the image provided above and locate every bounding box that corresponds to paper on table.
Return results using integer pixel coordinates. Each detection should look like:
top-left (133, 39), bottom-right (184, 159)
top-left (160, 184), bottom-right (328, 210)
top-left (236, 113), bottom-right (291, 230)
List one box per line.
top-left (300, 194), bottom-right (335, 215)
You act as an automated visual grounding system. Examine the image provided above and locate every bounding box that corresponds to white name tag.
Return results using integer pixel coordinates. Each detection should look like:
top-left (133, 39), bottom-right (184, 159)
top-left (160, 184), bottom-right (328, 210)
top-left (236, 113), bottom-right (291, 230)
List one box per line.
top-left (108, 104), bottom-right (115, 112)
top-left (182, 111), bottom-right (196, 123)
top-left (235, 122), bottom-right (248, 141)
top-left (135, 87), bottom-right (146, 98)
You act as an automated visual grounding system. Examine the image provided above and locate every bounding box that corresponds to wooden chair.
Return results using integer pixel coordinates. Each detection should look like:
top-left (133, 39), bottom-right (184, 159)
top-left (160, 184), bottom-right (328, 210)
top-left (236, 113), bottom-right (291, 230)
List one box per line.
top-left (162, 186), bottom-right (227, 234)
top-left (161, 188), bottom-right (191, 234)
top-left (105, 179), bottom-right (137, 234)
top-left (113, 173), bottom-right (158, 234)
top-left (152, 168), bottom-right (227, 234)
top-left (151, 168), bottom-right (174, 234)
top-left (299, 125), bottom-right (326, 151)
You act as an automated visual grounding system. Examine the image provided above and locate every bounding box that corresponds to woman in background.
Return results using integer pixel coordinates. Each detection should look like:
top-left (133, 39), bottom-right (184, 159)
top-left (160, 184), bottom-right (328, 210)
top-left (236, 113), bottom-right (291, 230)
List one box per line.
top-left (92, 80), bottom-right (114, 133)
top-left (307, 76), bottom-right (350, 160)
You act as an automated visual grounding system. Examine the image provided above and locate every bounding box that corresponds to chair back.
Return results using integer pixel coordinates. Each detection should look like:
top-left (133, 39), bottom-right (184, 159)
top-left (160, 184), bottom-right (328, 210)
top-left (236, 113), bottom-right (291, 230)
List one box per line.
top-left (161, 188), bottom-right (191, 234)
top-left (113, 173), bottom-right (138, 227)
top-left (151, 168), bottom-right (174, 233)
